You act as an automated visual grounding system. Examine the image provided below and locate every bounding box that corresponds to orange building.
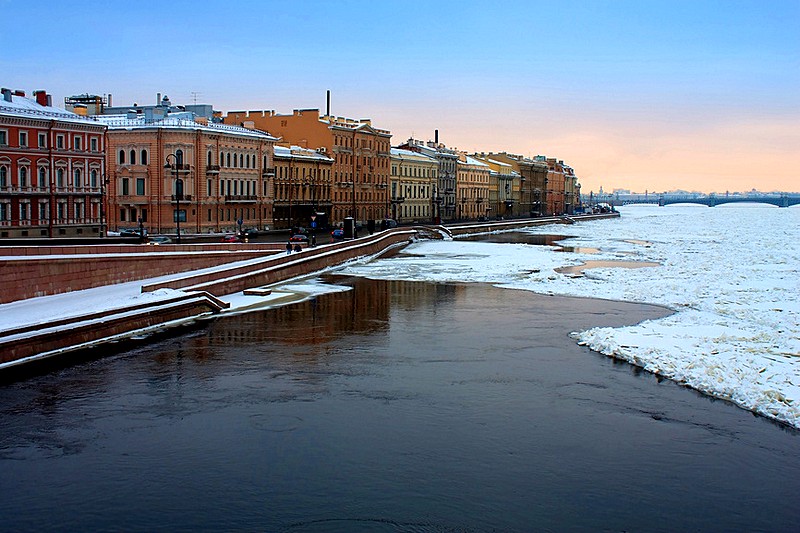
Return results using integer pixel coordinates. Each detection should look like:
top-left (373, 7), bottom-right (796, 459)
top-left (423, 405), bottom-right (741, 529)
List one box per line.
top-left (544, 158), bottom-right (567, 216)
top-left (98, 110), bottom-right (277, 236)
top-left (224, 109), bottom-right (391, 226)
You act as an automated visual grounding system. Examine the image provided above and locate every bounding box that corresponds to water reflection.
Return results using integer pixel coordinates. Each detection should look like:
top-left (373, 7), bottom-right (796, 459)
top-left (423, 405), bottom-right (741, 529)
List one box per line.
top-left (0, 278), bottom-right (798, 532)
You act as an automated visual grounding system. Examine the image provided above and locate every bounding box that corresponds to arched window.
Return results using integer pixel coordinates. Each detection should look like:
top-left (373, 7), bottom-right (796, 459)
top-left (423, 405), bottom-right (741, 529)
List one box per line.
top-left (38, 167), bottom-right (47, 188)
top-left (175, 149), bottom-right (183, 166)
top-left (56, 168), bottom-right (65, 187)
top-left (141, 149), bottom-right (148, 165)
top-left (220, 151), bottom-right (224, 166)
top-left (0, 166), bottom-right (7, 187)
top-left (226, 153), bottom-right (231, 167)
top-left (118, 149), bottom-right (125, 164)
top-left (19, 166), bottom-right (28, 187)
top-left (233, 153), bottom-right (238, 168)
top-left (239, 154), bottom-right (244, 168)
top-left (207, 150), bottom-right (212, 166)
top-left (90, 169), bottom-right (98, 188)
top-left (74, 169), bottom-right (82, 187)
top-left (130, 149), bottom-right (136, 165)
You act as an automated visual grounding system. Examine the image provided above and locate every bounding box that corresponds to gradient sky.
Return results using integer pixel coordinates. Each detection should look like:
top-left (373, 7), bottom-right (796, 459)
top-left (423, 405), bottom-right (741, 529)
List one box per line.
top-left (3, 0), bottom-right (798, 194)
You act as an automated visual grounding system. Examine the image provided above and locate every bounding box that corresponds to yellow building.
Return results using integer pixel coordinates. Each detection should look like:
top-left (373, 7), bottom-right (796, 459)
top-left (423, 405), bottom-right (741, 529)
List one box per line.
top-left (456, 154), bottom-right (491, 220)
top-left (471, 154), bottom-right (519, 218)
top-left (389, 148), bottom-right (438, 223)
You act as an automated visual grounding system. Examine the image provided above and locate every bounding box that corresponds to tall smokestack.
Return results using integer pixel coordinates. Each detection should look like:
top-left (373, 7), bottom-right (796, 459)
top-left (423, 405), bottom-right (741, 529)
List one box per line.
top-left (435, 129), bottom-right (439, 144)
top-left (326, 90), bottom-right (330, 117)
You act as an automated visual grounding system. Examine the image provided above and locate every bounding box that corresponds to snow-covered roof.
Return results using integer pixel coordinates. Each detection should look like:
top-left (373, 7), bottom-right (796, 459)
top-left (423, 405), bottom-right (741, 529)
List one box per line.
top-left (96, 113), bottom-right (279, 141)
top-left (390, 147), bottom-right (438, 162)
top-left (274, 145), bottom-right (334, 163)
top-left (462, 155), bottom-right (490, 168)
top-left (0, 95), bottom-right (105, 127)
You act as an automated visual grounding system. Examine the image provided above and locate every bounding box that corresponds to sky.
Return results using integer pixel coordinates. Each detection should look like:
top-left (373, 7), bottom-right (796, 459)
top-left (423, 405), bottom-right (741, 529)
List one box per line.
top-left (2, 0), bottom-right (798, 194)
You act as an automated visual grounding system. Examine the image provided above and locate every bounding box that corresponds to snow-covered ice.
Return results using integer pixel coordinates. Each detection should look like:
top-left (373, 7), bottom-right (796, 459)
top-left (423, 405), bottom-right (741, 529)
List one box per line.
top-left (339, 205), bottom-right (800, 428)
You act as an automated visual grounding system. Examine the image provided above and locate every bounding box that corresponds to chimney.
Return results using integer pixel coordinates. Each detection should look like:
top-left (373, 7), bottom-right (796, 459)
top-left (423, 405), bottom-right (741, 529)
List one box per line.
top-left (108, 93), bottom-right (112, 107)
top-left (326, 90), bottom-right (331, 117)
top-left (34, 90), bottom-right (48, 106)
top-left (13, 90), bottom-right (25, 97)
top-left (157, 92), bottom-right (161, 105)
top-left (435, 129), bottom-right (439, 144)
top-left (1, 88), bottom-right (11, 102)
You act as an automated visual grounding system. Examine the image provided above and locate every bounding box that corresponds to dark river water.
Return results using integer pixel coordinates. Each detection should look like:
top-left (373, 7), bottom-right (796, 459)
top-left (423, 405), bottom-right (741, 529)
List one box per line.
top-left (1, 276), bottom-right (798, 532)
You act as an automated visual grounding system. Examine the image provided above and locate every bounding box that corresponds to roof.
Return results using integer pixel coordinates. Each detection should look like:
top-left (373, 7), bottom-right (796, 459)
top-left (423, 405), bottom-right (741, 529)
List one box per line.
top-left (274, 145), bottom-right (334, 163)
top-left (390, 147), bottom-right (438, 163)
top-left (95, 112), bottom-right (279, 141)
top-left (0, 95), bottom-right (105, 127)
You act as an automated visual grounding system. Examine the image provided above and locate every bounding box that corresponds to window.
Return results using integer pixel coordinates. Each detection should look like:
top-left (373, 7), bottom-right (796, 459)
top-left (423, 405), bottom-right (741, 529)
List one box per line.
top-left (91, 138), bottom-right (98, 151)
top-left (141, 149), bottom-right (148, 165)
top-left (120, 208), bottom-right (126, 222)
top-left (121, 178), bottom-right (129, 195)
top-left (0, 166), bottom-right (6, 187)
top-left (207, 151), bottom-right (212, 166)
top-left (90, 169), bottom-right (98, 188)
top-left (136, 178), bottom-right (145, 195)
top-left (56, 168), bottom-right (64, 187)
top-left (74, 169), bottom-right (81, 187)
top-left (39, 202), bottom-right (48, 220)
top-left (130, 149), bottom-right (136, 165)
top-left (56, 135), bottom-right (64, 149)
top-left (74, 136), bottom-right (82, 150)
top-left (226, 153), bottom-right (231, 167)
top-left (207, 179), bottom-right (212, 196)
top-left (175, 149), bottom-right (183, 165)
top-left (19, 167), bottom-right (28, 187)
top-left (141, 208), bottom-right (148, 222)
top-left (0, 130), bottom-right (6, 145)
top-left (0, 202), bottom-right (9, 221)
top-left (39, 133), bottom-right (47, 148)
top-left (38, 167), bottom-right (47, 188)
top-left (118, 149), bottom-right (125, 164)
top-left (57, 202), bottom-right (66, 220)
top-left (19, 132), bottom-right (28, 147)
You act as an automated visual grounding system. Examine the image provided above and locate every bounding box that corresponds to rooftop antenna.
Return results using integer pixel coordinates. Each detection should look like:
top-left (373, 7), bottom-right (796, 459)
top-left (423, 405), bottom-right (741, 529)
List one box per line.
top-left (190, 91), bottom-right (201, 105)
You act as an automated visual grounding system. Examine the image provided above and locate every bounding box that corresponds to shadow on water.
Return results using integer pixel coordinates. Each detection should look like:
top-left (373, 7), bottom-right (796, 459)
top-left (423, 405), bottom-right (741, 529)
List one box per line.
top-left (0, 277), bottom-right (797, 532)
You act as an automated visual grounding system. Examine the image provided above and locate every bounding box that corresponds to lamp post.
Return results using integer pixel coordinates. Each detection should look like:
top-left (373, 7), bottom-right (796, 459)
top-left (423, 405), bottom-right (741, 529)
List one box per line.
top-left (164, 154), bottom-right (183, 243)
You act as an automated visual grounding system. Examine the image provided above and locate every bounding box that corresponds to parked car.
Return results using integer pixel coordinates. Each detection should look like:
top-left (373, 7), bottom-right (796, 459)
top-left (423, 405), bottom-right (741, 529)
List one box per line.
top-left (148, 236), bottom-right (172, 245)
top-left (120, 228), bottom-right (146, 238)
top-left (330, 228), bottom-right (345, 240)
top-left (383, 219), bottom-right (398, 228)
top-left (242, 228), bottom-right (260, 238)
top-left (222, 234), bottom-right (242, 243)
top-left (290, 234), bottom-right (310, 243)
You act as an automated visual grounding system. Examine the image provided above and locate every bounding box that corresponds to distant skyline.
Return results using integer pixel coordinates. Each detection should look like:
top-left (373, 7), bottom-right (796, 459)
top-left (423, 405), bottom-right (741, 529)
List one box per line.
top-left (3, 0), bottom-right (798, 194)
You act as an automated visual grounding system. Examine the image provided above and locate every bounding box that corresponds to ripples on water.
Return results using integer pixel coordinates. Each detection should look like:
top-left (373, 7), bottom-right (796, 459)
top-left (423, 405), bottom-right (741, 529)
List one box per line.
top-left (0, 277), bottom-right (798, 532)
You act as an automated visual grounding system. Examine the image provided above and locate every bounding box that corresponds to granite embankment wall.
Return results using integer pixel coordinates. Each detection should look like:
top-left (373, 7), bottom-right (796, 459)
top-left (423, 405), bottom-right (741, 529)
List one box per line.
top-left (0, 244), bottom-right (283, 304)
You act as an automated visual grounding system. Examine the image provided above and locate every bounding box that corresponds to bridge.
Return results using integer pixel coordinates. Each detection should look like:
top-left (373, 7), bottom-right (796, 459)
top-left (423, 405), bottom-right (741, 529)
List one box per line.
top-left (620, 194), bottom-right (800, 208)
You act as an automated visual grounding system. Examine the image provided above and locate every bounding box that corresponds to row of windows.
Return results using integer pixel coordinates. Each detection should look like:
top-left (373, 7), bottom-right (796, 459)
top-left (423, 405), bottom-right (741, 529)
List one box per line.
top-left (0, 129), bottom-right (100, 151)
top-left (391, 165), bottom-right (438, 178)
top-left (212, 150), bottom-right (263, 170)
top-left (118, 149), bottom-right (149, 165)
top-left (0, 165), bottom-right (99, 188)
top-left (0, 200), bottom-right (94, 222)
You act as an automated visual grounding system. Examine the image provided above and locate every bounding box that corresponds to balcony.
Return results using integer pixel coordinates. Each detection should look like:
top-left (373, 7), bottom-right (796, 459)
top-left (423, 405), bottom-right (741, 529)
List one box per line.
top-left (170, 194), bottom-right (193, 202)
top-left (262, 168), bottom-right (275, 178)
top-left (206, 165), bottom-right (220, 175)
top-left (224, 194), bottom-right (257, 203)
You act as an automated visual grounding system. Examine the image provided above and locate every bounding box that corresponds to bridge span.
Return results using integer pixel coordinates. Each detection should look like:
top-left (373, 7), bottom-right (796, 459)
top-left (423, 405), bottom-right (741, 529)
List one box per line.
top-left (621, 194), bottom-right (800, 208)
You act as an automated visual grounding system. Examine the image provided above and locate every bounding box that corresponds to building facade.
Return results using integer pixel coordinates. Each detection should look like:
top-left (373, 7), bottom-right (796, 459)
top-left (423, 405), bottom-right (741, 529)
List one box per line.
top-left (389, 148), bottom-right (438, 223)
top-left (471, 154), bottom-right (520, 218)
top-left (273, 145), bottom-right (334, 230)
top-left (456, 154), bottom-right (491, 220)
top-left (545, 158), bottom-right (567, 216)
top-left (396, 138), bottom-right (458, 222)
top-left (482, 152), bottom-right (549, 217)
top-left (0, 88), bottom-right (106, 238)
top-left (224, 109), bottom-right (391, 226)
top-left (98, 110), bottom-right (277, 236)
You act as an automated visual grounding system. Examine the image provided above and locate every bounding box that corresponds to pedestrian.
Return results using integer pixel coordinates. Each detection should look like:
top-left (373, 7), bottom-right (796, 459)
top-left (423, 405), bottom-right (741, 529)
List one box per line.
top-left (286, 241), bottom-right (292, 254)
top-left (293, 244), bottom-right (302, 253)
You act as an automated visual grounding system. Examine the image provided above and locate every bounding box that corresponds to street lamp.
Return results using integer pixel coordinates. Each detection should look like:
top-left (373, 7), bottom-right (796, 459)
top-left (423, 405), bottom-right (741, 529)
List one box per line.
top-left (164, 154), bottom-right (183, 243)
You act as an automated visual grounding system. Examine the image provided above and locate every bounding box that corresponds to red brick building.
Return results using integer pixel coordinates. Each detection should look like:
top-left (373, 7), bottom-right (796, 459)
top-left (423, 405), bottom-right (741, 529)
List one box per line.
top-left (0, 88), bottom-right (106, 238)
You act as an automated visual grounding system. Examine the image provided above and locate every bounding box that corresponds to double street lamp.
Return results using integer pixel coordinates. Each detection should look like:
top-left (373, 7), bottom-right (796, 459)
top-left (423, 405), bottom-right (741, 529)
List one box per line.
top-left (164, 154), bottom-right (184, 243)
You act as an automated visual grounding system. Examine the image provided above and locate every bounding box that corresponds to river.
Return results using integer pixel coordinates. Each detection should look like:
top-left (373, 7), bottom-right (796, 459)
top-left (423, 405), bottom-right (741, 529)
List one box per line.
top-left (1, 269), bottom-right (798, 531)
